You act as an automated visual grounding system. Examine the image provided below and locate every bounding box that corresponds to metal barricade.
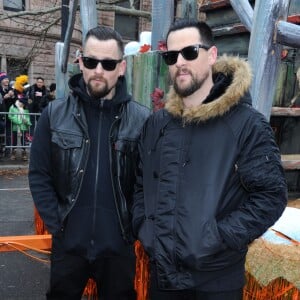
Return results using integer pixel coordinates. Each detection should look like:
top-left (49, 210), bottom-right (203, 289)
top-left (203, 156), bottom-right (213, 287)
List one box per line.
top-left (0, 112), bottom-right (41, 157)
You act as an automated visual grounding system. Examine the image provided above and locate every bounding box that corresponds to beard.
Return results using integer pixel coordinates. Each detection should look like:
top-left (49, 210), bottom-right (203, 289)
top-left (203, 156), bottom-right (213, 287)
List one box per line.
top-left (173, 69), bottom-right (209, 97)
top-left (86, 77), bottom-right (113, 99)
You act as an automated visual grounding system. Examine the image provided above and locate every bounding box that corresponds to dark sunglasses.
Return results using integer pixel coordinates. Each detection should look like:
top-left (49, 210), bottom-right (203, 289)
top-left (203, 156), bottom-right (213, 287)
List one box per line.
top-left (161, 44), bottom-right (210, 66)
top-left (82, 56), bottom-right (122, 71)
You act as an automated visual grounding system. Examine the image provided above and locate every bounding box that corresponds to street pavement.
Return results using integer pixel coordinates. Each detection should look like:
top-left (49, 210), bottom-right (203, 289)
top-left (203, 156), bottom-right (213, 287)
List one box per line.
top-left (0, 156), bottom-right (50, 299)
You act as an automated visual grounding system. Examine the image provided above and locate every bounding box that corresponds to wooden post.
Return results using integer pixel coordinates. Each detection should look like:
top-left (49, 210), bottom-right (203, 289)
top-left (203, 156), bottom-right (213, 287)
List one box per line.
top-left (55, 0), bottom-right (78, 99)
top-left (55, 42), bottom-right (70, 99)
top-left (61, 0), bottom-right (79, 74)
top-left (248, 0), bottom-right (290, 119)
top-left (61, 0), bottom-right (69, 42)
top-left (151, 0), bottom-right (174, 50)
top-left (231, 0), bottom-right (300, 119)
top-left (80, 0), bottom-right (98, 43)
top-left (229, 0), bottom-right (253, 32)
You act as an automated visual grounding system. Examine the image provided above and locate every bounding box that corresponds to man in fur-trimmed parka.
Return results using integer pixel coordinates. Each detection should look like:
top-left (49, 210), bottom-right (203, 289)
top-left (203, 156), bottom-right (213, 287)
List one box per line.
top-left (132, 19), bottom-right (287, 300)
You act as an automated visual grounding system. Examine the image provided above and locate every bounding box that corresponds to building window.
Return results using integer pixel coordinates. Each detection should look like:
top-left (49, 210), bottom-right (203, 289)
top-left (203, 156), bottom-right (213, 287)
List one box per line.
top-left (3, 0), bottom-right (26, 12)
top-left (115, 0), bottom-right (140, 41)
top-left (7, 57), bottom-right (28, 82)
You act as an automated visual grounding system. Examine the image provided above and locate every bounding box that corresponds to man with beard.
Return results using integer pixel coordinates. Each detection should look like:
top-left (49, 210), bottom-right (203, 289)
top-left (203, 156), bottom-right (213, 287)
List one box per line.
top-left (29, 26), bottom-right (150, 300)
top-left (132, 19), bottom-right (287, 300)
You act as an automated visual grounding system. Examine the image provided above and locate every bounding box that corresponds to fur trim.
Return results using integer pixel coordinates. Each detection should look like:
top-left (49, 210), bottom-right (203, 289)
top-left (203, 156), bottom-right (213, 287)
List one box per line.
top-left (165, 55), bottom-right (252, 123)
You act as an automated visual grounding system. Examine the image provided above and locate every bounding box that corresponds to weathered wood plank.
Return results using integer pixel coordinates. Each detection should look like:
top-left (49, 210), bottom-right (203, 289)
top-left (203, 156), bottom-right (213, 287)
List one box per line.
top-left (273, 61), bottom-right (297, 107)
top-left (289, 0), bottom-right (300, 16)
top-left (125, 52), bottom-right (170, 108)
top-left (281, 154), bottom-right (300, 170)
top-left (229, 0), bottom-right (253, 31)
top-left (199, 0), bottom-right (231, 12)
top-left (205, 6), bottom-right (241, 28)
top-left (276, 20), bottom-right (300, 48)
top-left (271, 107), bottom-right (300, 117)
top-left (215, 33), bottom-right (249, 56)
top-left (181, 0), bottom-right (197, 19)
top-left (273, 63), bottom-right (288, 107)
top-left (288, 15), bottom-right (300, 24)
top-left (213, 24), bottom-right (248, 37)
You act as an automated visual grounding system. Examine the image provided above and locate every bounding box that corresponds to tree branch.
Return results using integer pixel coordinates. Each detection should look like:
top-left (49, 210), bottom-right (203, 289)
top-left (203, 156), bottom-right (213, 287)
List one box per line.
top-left (0, 3), bottom-right (151, 21)
top-left (99, 4), bottom-right (151, 19)
top-left (0, 6), bottom-right (61, 21)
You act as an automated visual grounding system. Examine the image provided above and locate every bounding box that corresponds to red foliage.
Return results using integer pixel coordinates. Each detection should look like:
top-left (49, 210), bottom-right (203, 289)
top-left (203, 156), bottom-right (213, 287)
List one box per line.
top-left (281, 49), bottom-right (289, 60)
top-left (151, 88), bottom-right (165, 112)
top-left (139, 44), bottom-right (151, 53)
top-left (157, 41), bottom-right (167, 51)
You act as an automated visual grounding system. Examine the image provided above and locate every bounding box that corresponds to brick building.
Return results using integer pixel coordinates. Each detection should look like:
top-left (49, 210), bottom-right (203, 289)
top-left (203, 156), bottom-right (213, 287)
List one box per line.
top-left (0, 0), bottom-right (153, 88)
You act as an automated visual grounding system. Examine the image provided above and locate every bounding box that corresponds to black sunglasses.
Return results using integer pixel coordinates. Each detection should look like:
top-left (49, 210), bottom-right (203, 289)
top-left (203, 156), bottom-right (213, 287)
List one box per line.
top-left (82, 56), bottom-right (122, 71)
top-left (161, 44), bottom-right (210, 66)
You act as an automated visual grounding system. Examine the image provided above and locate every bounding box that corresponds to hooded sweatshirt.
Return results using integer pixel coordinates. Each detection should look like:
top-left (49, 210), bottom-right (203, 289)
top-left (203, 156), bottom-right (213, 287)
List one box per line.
top-left (60, 74), bottom-right (135, 259)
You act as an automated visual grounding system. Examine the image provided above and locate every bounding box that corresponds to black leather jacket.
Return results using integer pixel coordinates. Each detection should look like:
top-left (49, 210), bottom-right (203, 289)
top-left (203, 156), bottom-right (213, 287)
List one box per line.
top-left (29, 75), bottom-right (150, 243)
top-left (48, 93), bottom-right (149, 242)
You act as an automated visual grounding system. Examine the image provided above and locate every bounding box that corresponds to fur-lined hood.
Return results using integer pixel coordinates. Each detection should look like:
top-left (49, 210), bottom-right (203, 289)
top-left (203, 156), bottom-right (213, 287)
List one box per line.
top-left (165, 55), bottom-right (252, 123)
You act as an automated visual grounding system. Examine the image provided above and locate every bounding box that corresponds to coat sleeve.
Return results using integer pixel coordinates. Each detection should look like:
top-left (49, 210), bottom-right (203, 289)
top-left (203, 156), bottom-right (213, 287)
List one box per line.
top-left (24, 112), bottom-right (32, 126)
top-left (8, 107), bottom-right (22, 125)
top-left (217, 113), bottom-right (288, 250)
top-left (28, 106), bottom-right (61, 234)
top-left (131, 125), bottom-right (147, 238)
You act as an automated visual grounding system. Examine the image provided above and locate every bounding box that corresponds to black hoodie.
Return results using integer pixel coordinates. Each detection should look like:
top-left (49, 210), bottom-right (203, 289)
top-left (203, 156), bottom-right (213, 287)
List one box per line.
top-left (65, 74), bottom-right (136, 259)
top-left (30, 74), bottom-right (139, 259)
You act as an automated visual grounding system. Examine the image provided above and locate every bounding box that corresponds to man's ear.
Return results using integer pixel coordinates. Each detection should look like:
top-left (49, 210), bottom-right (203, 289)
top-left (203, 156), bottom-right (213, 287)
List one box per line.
top-left (208, 46), bottom-right (218, 65)
top-left (78, 56), bottom-right (84, 73)
top-left (118, 59), bottom-right (127, 77)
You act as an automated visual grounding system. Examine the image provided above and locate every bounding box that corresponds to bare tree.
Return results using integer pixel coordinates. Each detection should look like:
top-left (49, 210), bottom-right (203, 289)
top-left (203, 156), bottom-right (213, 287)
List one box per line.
top-left (0, 1), bottom-right (151, 76)
top-left (0, 1), bottom-right (151, 21)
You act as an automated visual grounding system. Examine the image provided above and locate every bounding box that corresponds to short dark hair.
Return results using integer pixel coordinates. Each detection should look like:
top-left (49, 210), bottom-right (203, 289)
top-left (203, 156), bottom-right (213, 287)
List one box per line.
top-left (166, 19), bottom-right (214, 48)
top-left (36, 76), bottom-right (44, 82)
top-left (84, 26), bottom-right (124, 56)
top-left (49, 83), bottom-right (56, 92)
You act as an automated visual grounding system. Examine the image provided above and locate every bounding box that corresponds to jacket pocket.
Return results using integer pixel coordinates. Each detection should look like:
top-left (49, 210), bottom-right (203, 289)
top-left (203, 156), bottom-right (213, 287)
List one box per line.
top-left (113, 139), bottom-right (138, 198)
top-left (51, 131), bottom-right (84, 202)
top-left (51, 130), bottom-right (83, 149)
top-left (177, 218), bottom-right (226, 270)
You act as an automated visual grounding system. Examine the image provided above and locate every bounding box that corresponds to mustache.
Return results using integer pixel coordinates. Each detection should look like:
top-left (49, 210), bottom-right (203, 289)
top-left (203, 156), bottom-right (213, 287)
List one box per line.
top-left (175, 68), bottom-right (191, 77)
top-left (90, 76), bottom-right (105, 81)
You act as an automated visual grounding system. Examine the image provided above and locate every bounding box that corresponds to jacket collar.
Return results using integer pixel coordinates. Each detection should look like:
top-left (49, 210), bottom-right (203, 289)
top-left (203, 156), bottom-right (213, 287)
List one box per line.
top-left (165, 55), bottom-right (252, 123)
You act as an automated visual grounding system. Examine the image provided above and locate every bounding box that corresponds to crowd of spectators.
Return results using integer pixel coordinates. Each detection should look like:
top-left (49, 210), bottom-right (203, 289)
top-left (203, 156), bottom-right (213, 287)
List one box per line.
top-left (0, 71), bottom-right (56, 161)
